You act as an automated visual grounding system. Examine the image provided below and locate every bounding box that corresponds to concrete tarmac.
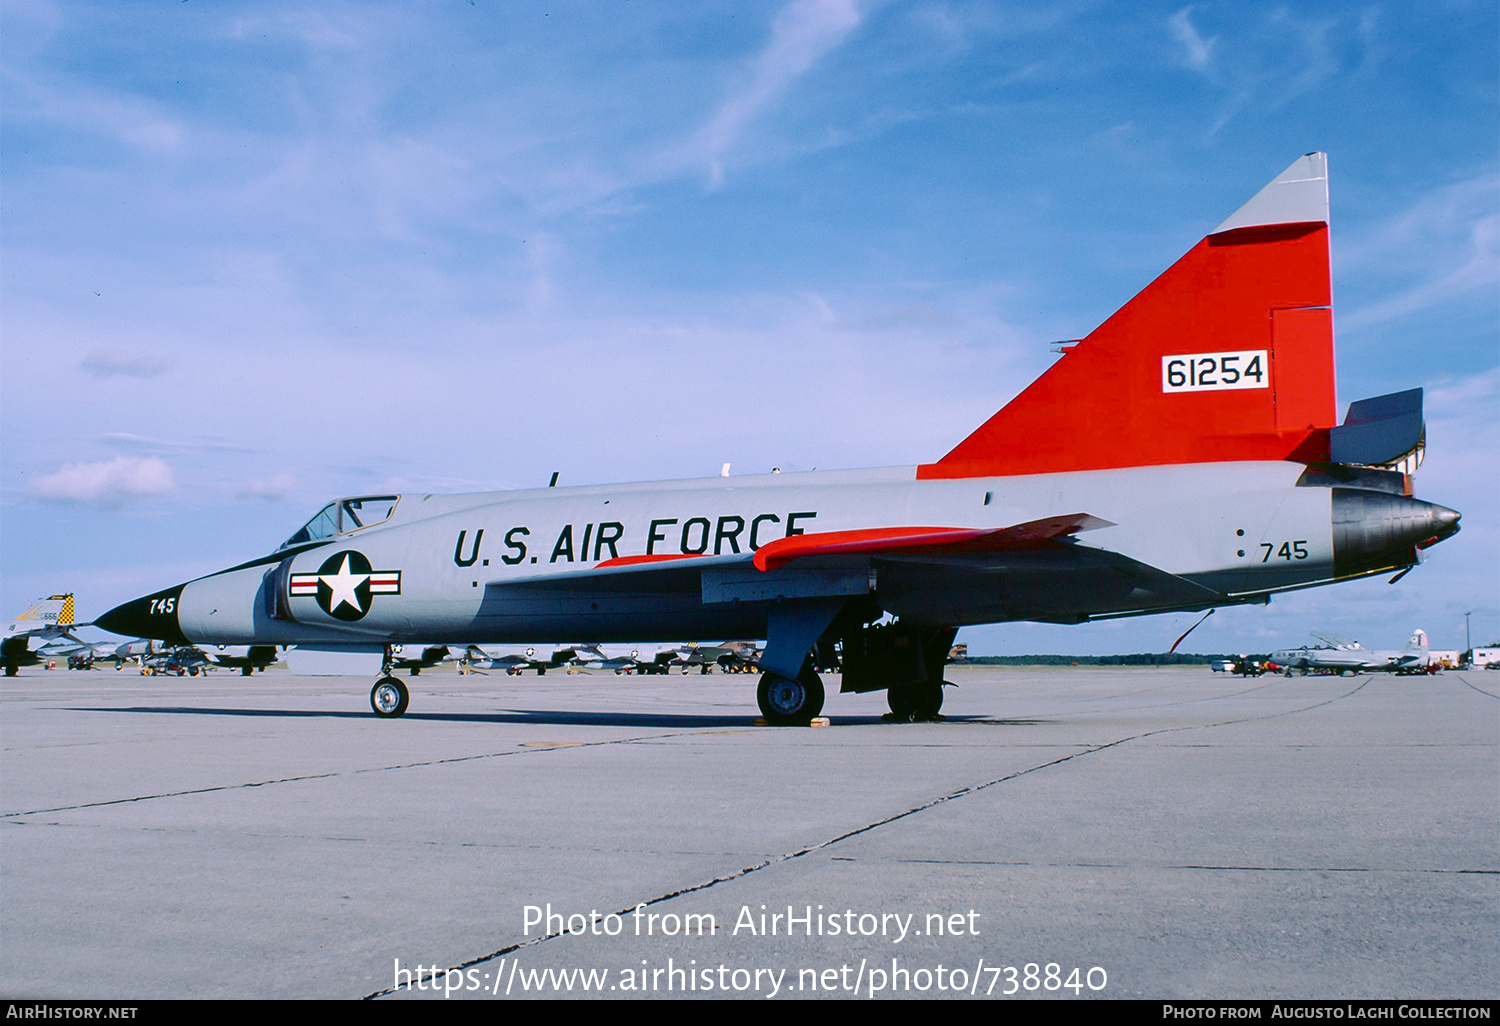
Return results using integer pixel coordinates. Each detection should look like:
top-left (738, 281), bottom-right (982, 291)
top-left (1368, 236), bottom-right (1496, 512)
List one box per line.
top-left (1, 663), bottom-right (1495, 1000)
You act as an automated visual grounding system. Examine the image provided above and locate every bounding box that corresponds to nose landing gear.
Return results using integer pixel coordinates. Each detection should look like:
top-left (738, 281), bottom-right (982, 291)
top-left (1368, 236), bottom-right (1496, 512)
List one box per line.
top-left (371, 675), bottom-right (410, 718)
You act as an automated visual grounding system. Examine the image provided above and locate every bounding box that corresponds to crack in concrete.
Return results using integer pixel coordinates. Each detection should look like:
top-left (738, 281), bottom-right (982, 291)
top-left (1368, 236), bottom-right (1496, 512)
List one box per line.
top-left (1451, 673), bottom-right (1498, 700)
top-left (0, 729), bottom-right (700, 819)
top-left (361, 678), bottom-right (1376, 999)
top-left (889, 859), bottom-right (1494, 874)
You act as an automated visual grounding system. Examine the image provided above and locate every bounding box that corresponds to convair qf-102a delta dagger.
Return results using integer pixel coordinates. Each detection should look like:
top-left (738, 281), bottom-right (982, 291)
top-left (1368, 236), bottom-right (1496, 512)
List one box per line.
top-left (97, 155), bottom-right (1460, 723)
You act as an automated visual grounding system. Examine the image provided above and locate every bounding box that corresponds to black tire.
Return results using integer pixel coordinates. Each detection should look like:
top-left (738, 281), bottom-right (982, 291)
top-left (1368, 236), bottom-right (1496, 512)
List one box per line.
top-left (371, 676), bottom-right (410, 718)
top-left (757, 666), bottom-right (824, 725)
top-left (912, 680), bottom-right (945, 720)
top-left (887, 683), bottom-right (918, 719)
top-left (241, 666), bottom-right (252, 676)
top-left (888, 680), bottom-right (945, 721)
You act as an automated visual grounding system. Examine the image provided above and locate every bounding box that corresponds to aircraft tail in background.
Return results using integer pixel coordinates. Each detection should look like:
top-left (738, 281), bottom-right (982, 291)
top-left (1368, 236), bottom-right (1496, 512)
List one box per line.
top-left (6, 594), bottom-right (76, 635)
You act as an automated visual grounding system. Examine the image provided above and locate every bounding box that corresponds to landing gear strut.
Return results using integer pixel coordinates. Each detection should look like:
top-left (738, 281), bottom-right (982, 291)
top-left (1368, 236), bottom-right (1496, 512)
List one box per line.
top-left (371, 676), bottom-right (410, 718)
top-left (756, 665), bottom-right (825, 725)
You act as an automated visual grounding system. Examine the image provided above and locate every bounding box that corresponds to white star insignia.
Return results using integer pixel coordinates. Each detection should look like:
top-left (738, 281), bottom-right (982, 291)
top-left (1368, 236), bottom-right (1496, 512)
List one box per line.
top-left (321, 554), bottom-right (369, 614)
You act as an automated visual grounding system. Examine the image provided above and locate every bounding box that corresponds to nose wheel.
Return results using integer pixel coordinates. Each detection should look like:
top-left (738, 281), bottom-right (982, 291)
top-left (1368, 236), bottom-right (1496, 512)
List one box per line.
top-left (371, 676), bottom-right (410, 718)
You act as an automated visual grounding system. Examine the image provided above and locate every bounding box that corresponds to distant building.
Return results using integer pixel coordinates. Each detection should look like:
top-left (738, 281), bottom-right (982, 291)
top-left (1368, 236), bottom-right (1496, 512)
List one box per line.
top-left (1472, 648), bottom-right (1500, 668)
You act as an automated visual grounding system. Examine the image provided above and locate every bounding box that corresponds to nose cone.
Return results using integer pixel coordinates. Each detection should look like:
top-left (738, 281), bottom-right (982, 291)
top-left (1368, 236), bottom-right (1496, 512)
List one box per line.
top-left (95, 585), bottom-right (190, 645)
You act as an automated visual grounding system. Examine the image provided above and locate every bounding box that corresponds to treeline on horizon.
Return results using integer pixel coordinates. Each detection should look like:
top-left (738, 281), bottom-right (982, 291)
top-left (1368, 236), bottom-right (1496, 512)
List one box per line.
top-left (963, 653), bottom-right (1262, 666)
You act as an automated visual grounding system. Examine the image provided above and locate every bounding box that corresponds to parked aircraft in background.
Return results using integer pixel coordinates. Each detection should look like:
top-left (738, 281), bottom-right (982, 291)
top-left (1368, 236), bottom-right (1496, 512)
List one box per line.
top-left (111, 638), bottom-right (155, 665)
top-left (572, 643), bottom-right (682, 675)
top-left (462, 644), bottom-right (580, 675)
top-left (388, 644), bottom-right (451, 675)
top-left (46, 639), bottom-right (127, 669)
top-left (37, 635), bottom-right (115, 661)
top-left (200, 645), bottom-right (280, 675)
top-left (1271, 630), bottom-right (1434, 675)
top-left (673, 640), bottom-right (762, 674)
top-left (4, 594), bottom-right (82, 675)
top-left (97, 155), bottom-right (1460, 723)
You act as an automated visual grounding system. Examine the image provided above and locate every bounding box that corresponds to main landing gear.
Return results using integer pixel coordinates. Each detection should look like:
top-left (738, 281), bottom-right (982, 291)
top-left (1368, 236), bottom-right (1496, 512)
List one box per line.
top-left (756, 665), bottom-right (825, 725)
top-left (838, 620), bottom-right (957, 723)
top-left (885, 679), bottom-right (946, 722)
top-left (371, 676), bottom-right (410, 718)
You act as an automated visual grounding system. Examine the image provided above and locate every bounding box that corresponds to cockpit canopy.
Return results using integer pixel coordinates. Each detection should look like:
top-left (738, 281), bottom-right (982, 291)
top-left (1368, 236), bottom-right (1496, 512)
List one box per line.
top-left (280, 496), bottom-right (399, 550)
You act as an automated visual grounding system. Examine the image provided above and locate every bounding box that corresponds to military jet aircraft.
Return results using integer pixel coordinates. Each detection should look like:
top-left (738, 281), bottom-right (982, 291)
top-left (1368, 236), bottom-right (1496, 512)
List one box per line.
top-left (461, 644), bottom-right (577, 675)
top-left (43, 638), bottom-right (123, 669)
top-left (673, 640), bottom-right (763, 674)
top-left (1271, 629), bottom-right (1434, 675)
top-left (97, 154), bottom-right (1460, 723)
top-left (109, 638), bottom-right (155, 667)
top-left (4, 594), bottom-right (82, 675)
top-left (200, 644), bottom-right (281, 675)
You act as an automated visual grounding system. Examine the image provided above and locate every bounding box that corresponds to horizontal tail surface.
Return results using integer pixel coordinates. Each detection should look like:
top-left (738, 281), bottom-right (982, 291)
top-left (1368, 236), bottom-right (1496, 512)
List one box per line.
top-left (921, 153), bottom-right (1337, 479)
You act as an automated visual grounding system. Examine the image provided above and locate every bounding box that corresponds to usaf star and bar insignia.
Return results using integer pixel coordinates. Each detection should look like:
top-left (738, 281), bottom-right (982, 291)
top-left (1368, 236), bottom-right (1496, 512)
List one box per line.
top-left (289, 551), bottom-right (401, 621)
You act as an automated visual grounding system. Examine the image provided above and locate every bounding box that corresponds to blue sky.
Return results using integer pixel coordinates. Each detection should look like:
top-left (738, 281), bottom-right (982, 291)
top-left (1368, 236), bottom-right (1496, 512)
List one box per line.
top-left (2, 0), bottom-right (1496, 655)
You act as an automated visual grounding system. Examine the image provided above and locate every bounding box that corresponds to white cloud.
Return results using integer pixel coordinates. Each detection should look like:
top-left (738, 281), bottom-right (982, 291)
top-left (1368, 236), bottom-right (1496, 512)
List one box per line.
top-left (1178, 7), bottom-right (1343, 135)
top-left (1168, 7), bottom-right (1215, 74)
top-left (231, 10), bottom-right (371, 51)
top-left (237, 474), bottom-right (296, 501)
top-left (0, 63), bottom-right (183, 152)
top-left (667, 0), bottom-right (863, 186)
top-left (28, 457), bottom-right (176, 506)
top-left (80, 347), bottom-right (171, 378)
top-left (1421, 367), bottom-right (1500, 492)
top-left (1340, 175), bottom-right (1500, 332)
top-left (97, 432), bottom-right (252, 454)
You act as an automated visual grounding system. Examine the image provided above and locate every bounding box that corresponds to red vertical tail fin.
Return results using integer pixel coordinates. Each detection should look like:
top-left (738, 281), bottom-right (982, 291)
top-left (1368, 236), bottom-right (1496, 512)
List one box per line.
top-left (920, 153), bottom-right (1337, 480)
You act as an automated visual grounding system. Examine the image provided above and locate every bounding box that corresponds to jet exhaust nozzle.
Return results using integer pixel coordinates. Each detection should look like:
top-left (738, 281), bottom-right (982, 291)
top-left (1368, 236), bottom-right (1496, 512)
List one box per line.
top-left (1332, 488), bottom-right (1460, 579)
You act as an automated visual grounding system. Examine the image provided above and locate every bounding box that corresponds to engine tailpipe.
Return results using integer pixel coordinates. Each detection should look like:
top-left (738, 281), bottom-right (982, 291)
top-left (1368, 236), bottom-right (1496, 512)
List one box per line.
top-left (1332, 488), bottom-right (1460, 579)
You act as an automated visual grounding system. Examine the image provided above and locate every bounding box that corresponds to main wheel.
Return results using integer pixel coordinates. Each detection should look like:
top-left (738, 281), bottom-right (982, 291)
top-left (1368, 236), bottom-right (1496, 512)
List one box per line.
top-left (888, 680), bottom-right (945, 721)
top-left (912, 680), bottom-right (945, 720)
top-left (887, 683), bottom-right (918, 719)
top-left (371, 676), bottom-right (410, 718)
top-left (757, 666), bottom-right (824, 725)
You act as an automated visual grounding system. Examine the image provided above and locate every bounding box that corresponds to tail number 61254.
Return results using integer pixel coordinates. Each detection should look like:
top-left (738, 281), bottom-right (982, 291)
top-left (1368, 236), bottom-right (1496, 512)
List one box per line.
top-left (1163, 350), bottom-right (1267, 393)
